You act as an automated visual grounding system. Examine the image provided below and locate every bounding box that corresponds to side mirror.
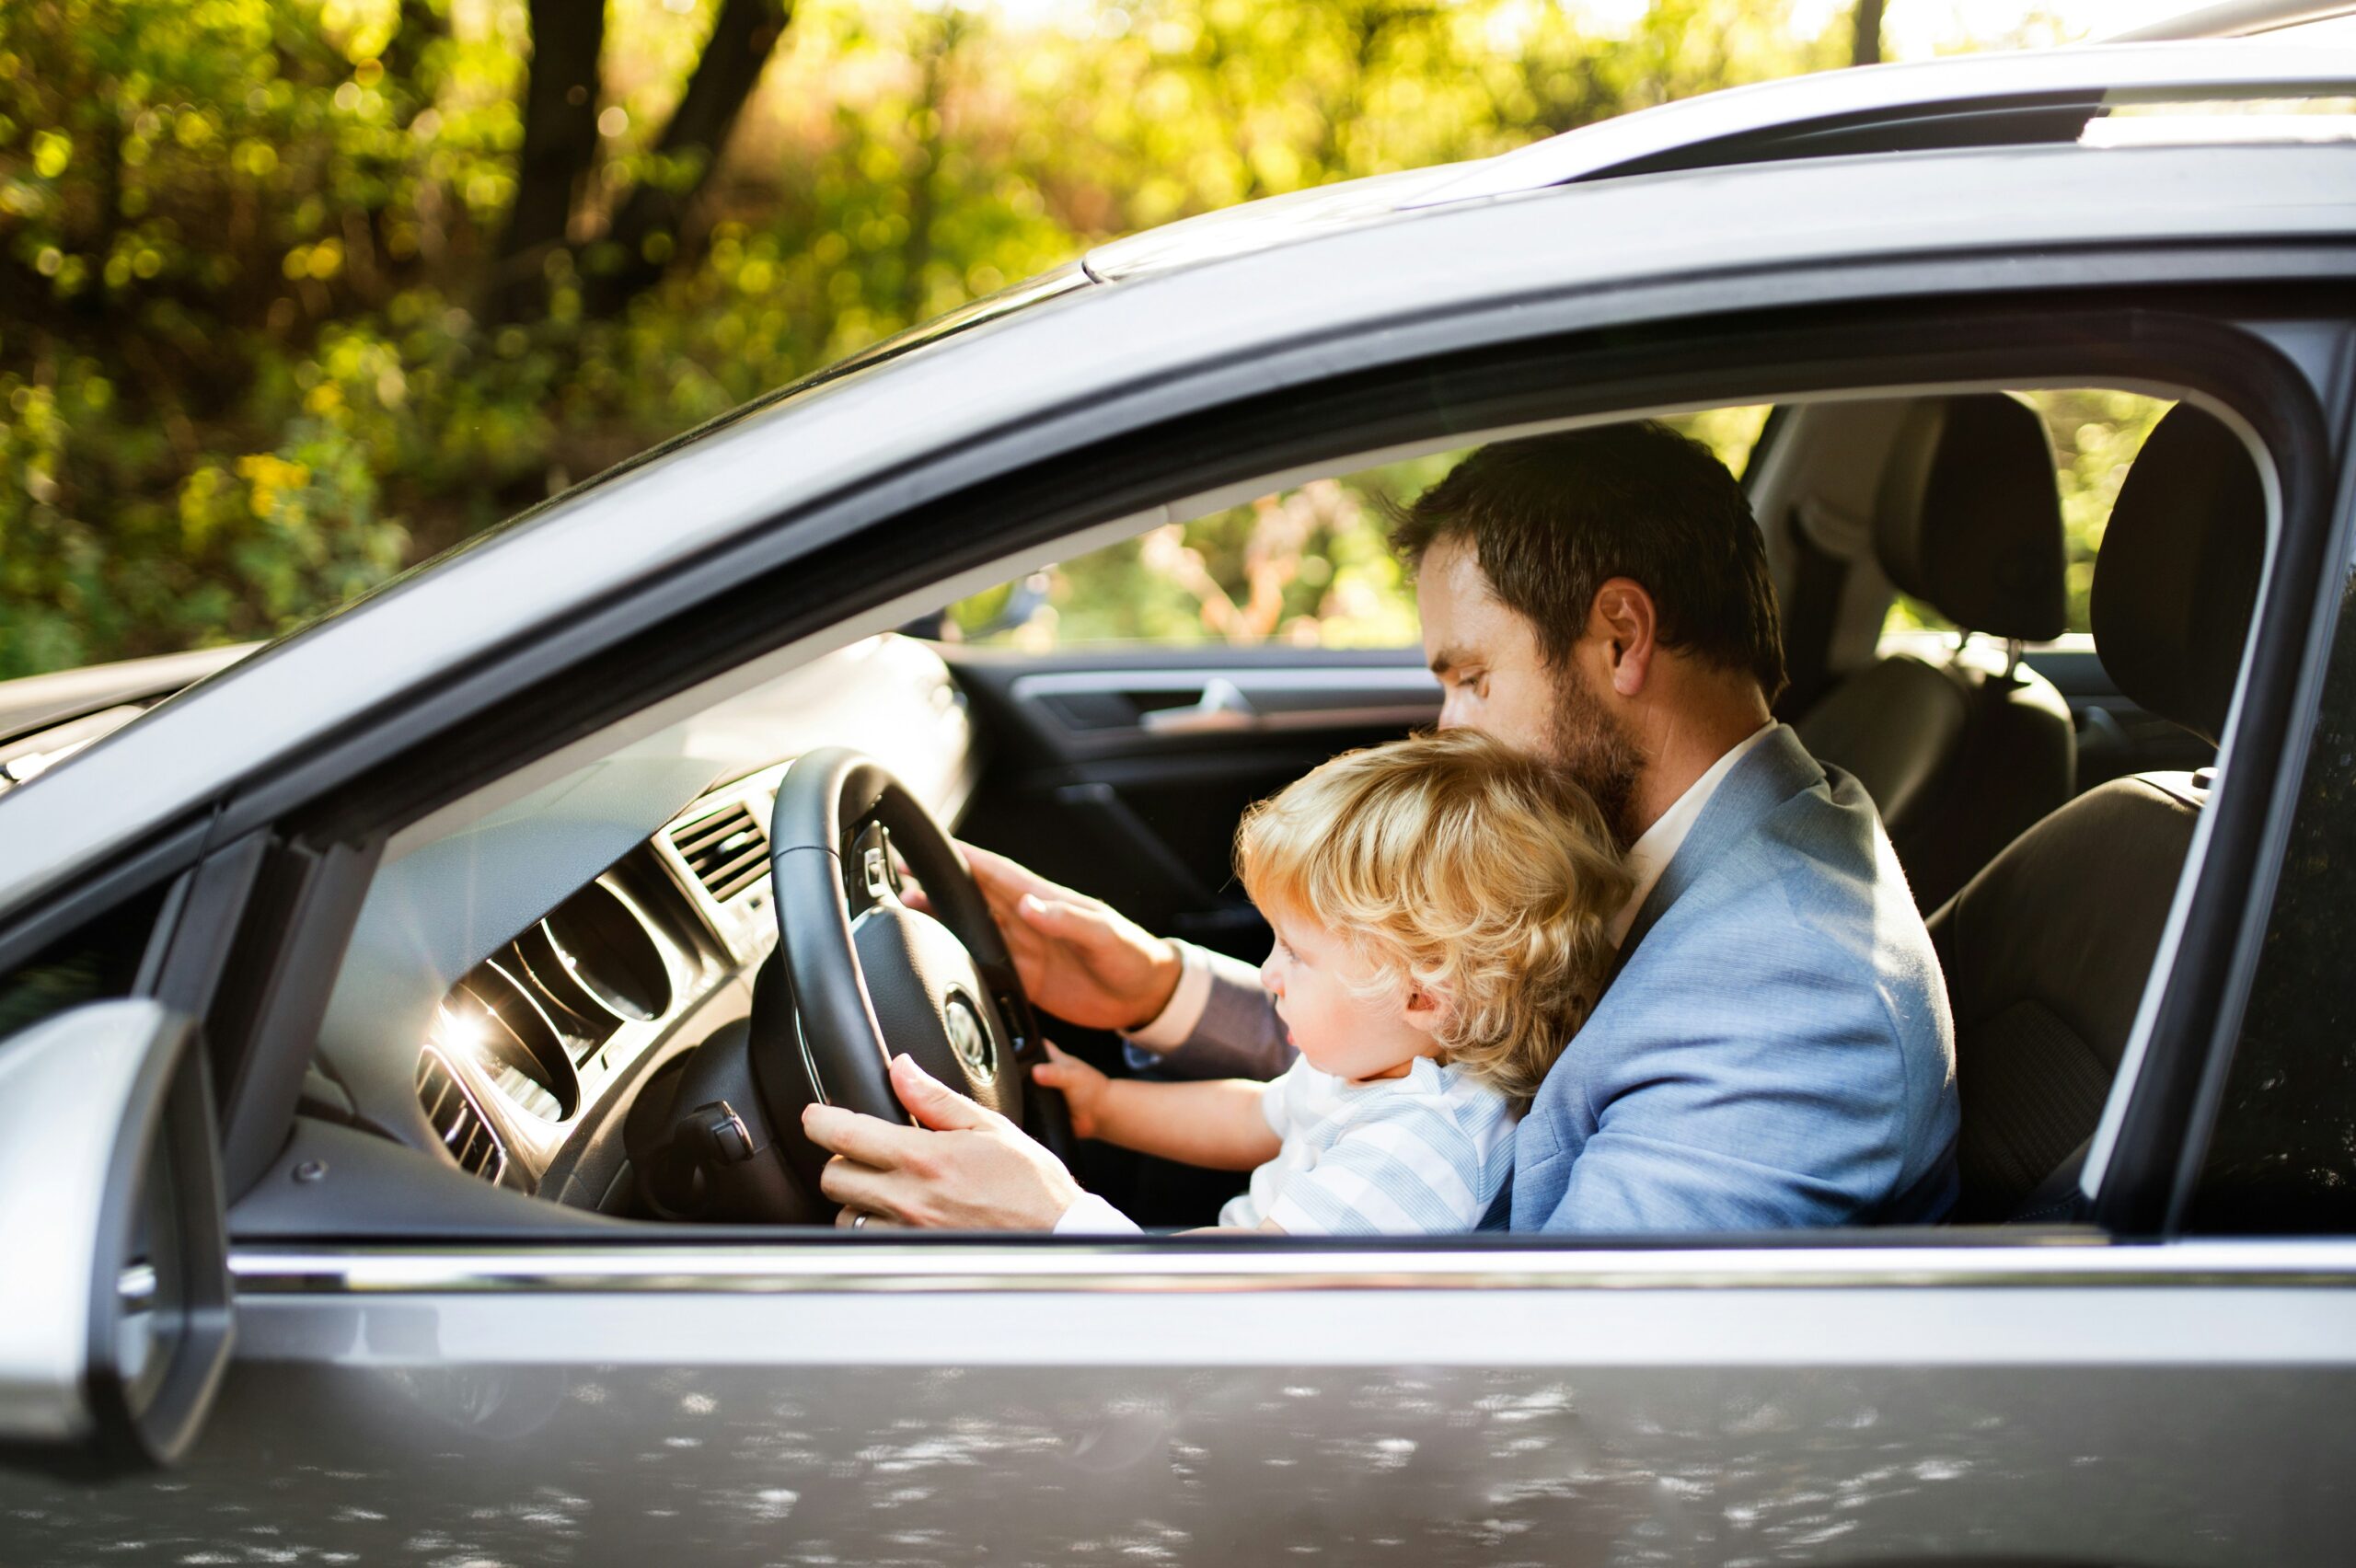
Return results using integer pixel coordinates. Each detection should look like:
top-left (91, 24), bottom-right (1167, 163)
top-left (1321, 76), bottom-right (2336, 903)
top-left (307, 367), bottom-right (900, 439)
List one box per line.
top-left (0, 1000), bottom-right (233, 1473)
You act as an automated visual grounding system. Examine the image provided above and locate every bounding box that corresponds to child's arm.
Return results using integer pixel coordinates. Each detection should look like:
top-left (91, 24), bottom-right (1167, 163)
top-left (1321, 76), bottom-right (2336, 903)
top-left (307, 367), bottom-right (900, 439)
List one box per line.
top-left (1032, 1043), bottom-right (1282, 1172)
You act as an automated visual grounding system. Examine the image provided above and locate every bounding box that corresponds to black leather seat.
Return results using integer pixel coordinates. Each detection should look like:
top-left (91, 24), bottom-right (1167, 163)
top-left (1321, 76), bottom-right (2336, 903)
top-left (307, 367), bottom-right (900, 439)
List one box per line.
top-left (1928, 404), bottom-right (2267, 1221)
top-left (1796, 395), bottom-right (2076, 912)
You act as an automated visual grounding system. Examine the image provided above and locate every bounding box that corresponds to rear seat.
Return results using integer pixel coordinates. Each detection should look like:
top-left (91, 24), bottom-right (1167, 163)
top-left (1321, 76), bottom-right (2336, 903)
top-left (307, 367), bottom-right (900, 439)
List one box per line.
top-left (1796, 394), bottom-right (2075, 912)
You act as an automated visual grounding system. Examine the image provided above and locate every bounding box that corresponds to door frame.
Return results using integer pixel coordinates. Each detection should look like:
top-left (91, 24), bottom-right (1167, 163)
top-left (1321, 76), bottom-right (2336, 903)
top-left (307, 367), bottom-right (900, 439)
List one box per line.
top-left (78, 290), bottom-right (2350, 1254)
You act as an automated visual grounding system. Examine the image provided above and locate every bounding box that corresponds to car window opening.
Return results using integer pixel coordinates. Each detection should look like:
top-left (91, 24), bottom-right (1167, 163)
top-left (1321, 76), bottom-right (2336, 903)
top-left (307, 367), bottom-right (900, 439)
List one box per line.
top-left (241, 379), bottom-right (2275, 1252)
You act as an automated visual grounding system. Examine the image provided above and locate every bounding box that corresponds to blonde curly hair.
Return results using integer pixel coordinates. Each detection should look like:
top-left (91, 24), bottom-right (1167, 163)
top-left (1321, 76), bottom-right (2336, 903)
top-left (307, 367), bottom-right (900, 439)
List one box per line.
top-left (1235, 730), bottom-right (1631, 1106)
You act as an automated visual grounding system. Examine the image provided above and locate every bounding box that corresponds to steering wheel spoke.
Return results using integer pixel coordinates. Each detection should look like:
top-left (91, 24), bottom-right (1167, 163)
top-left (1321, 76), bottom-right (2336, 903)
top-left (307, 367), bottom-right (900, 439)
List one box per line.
top-left (738, 747), bottom-right (1075, 1215)
top-left (844, 819), bottom-right (905, 918)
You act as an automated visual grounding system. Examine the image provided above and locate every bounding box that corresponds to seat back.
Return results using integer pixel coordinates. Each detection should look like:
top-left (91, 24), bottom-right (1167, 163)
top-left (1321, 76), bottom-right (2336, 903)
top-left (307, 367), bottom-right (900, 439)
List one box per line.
top-left (1797, 393), bottom-right (2074, 910)
top-left (1930, 403), bottom-right (2266, 1220)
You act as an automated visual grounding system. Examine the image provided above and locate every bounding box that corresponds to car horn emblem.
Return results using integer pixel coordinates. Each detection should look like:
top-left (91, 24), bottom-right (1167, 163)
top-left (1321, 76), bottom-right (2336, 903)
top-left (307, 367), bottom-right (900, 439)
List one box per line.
top-left (943, 992), bottom-right (993, 1077)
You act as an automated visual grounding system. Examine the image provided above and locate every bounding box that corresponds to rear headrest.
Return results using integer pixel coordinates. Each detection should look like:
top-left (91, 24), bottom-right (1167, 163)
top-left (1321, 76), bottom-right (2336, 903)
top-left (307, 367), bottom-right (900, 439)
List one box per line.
top-left (1875, 394), bottom-right (2068, 642)
top-left (2092, 405), bottom-right (2266, 745)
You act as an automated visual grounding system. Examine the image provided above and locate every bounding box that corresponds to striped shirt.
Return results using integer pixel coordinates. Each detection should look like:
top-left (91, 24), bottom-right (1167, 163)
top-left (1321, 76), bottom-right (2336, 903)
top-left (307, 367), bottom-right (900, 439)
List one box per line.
top-left (1218, 1055), bottom-right (1517, 1234)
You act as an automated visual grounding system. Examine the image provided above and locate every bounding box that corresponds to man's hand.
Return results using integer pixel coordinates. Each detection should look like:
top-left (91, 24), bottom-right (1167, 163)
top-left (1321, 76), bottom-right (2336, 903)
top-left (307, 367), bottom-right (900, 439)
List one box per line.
top-left (1030, 1041), bottom-right (1112, 1140)
top-left (913, 842), bottom-right (1183, 1032)
top-left (804, 1053), bottom-right (1086, 1230)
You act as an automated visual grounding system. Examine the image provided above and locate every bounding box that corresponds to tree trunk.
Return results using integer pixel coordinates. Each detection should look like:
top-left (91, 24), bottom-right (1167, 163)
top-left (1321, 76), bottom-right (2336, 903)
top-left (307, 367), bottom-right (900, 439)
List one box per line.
top-left (583, 0), bottom-right (792, 317)
top-left (380, 0), bottom-right (446, 118)
top-left (484, 0), bottom-right (606, 327)
top-left (896, 12), bottom-right (962, 324)
top-left (1851, 0), bottom-right (1885, 67)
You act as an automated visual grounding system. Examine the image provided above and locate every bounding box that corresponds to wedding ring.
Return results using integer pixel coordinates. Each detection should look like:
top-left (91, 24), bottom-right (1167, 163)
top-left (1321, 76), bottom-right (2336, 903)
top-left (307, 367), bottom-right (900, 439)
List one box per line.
top-left (853, 1211), bottom-right (870, 1229)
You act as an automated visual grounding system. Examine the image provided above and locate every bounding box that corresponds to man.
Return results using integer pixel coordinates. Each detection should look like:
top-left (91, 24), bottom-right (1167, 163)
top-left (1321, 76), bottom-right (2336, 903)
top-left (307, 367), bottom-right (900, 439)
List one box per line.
top-left (805, 422), bottom-right (1960, 1233)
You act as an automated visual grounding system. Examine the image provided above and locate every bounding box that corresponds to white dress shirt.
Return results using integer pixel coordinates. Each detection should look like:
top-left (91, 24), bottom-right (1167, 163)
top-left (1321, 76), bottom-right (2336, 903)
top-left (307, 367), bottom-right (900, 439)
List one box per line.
top-left (1605, 720), bottom-right (1779, 947)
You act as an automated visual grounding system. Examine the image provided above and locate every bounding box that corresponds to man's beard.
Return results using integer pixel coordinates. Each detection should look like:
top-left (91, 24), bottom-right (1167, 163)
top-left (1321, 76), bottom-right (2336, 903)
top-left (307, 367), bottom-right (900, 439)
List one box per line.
top-left (1550, 666), bottom-right (1645, 849)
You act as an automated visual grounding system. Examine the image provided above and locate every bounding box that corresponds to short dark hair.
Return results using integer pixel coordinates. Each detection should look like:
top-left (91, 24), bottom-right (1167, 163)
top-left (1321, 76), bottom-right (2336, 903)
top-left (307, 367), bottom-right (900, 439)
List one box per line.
top-left (1388, 422), bottom-right (1787, 704)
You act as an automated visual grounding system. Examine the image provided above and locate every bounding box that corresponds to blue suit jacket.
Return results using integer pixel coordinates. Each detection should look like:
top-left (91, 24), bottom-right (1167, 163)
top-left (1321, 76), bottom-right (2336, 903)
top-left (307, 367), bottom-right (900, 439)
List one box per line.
top-left (1159, 726), bottom-right (1960, 1231)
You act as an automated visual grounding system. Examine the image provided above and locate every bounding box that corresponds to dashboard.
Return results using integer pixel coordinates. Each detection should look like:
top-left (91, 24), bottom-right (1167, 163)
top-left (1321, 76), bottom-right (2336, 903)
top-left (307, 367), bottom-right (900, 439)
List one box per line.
top-left (307, 634), bottom-right (978, 1216)
top-left (410, 766), bottom-right (785, 1206)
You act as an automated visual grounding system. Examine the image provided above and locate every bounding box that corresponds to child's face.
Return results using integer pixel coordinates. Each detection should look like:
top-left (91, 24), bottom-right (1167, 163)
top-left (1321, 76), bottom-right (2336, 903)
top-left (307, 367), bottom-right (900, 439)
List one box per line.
top-left (1258, 906), bottom-right (1444, 1082)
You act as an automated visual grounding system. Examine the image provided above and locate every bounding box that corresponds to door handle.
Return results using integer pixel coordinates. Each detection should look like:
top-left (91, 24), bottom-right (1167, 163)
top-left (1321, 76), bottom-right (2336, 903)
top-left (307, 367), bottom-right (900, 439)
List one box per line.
top-left (1139, 677), bottom-right (1258, 735)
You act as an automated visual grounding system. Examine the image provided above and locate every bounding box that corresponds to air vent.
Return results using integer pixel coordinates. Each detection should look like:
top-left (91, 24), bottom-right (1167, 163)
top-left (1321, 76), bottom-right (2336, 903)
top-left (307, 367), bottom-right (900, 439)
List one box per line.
top-left (416, 1054), bottom-right (509, 1185)
top-left (669, 801), bottom-right (770, 904)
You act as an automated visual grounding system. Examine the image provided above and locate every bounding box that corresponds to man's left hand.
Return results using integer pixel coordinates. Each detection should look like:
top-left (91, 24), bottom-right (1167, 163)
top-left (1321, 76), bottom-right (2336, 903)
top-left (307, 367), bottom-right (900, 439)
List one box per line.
top-left (804, 1053), bottom-right (1085, 1230)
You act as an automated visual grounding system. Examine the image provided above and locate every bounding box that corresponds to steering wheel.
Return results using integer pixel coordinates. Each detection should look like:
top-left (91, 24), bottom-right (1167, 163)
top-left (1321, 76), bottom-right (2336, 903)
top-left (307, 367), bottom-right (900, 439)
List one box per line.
top-left (748, 746), bottom-right (1074, 1208)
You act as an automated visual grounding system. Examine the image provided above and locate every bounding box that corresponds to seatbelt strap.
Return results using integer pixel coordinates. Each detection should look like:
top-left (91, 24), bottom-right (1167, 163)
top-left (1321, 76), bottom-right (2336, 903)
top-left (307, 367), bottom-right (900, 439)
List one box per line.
top-left (1777, 503), bottom-right (1851, 717)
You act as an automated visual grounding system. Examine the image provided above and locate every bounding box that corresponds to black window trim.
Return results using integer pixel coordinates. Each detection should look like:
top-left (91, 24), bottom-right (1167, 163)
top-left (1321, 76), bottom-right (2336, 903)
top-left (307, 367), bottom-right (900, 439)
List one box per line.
top-left (2167, 371), bottom-right (2356, 1230)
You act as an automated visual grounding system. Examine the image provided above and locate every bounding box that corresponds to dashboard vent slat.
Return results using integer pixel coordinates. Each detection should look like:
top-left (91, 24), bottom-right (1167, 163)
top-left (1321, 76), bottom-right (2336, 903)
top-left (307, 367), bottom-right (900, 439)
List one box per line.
top-left (416, 1055), bottom-right (508, 1186)
top-left (669, 801), bottom-right (771, 904)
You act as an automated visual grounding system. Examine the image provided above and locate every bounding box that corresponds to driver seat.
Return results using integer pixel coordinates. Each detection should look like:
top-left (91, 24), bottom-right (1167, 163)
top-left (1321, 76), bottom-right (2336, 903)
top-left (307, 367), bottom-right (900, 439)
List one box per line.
top-left (1926, 405), bottom-right (2266, 1221)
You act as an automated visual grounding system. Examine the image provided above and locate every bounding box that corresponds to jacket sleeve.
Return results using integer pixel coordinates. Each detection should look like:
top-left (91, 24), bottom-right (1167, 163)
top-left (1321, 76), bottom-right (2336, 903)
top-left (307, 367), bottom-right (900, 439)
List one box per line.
top-left (1523, 910), bottom-right (1957, 1234)
top-left (1153, 948), bottom-right (1298, 1081)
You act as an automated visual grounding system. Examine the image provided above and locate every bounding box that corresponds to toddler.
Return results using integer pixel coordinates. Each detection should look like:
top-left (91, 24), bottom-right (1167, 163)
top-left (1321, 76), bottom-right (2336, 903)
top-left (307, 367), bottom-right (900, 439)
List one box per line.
top-left (1033, 728), bottom-right (1630, 1234)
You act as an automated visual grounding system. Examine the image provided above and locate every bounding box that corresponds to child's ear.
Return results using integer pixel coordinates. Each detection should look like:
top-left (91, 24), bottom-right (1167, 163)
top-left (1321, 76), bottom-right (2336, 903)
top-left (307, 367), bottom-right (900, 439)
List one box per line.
top-left (1400, 986), bottom-right (1450, 1037)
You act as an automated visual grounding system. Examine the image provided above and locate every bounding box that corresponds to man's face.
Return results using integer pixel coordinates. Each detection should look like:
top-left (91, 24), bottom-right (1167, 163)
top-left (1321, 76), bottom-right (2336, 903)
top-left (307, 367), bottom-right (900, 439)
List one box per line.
top-left (1418, 536), bottom-right (1643, 842)
top-left (1418, 536), bottom-right (1563, 760)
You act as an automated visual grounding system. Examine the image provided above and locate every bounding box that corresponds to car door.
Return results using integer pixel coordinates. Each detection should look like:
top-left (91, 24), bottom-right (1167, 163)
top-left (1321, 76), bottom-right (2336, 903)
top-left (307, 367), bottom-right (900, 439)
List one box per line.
top-left (7, 232), bottom-right (2356, 1568)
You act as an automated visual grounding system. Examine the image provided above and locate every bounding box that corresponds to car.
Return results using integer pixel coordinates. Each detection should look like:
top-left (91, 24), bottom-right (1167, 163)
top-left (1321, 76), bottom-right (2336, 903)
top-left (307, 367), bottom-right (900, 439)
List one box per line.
top-left (4, 17), bottom-right (2356, 1566)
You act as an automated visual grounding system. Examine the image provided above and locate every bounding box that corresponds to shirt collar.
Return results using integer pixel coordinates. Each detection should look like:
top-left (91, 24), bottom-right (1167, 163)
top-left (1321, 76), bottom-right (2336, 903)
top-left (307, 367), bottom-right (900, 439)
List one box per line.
top-left (1607, 721), bottom-right (1781, 949)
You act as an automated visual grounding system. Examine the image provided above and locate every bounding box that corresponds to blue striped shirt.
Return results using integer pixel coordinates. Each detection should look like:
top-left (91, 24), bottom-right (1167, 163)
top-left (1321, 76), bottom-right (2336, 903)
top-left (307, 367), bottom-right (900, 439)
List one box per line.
top-left (1219, 1055), bottom-right (1517, 1234)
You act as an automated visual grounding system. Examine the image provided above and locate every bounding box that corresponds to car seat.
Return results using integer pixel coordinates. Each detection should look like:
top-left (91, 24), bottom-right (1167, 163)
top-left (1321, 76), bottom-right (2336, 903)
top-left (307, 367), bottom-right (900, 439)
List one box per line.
top-left (1926, 404), bottom-right (2266, 1222)
top-left (1796, 394), bottom-right (2076, 912)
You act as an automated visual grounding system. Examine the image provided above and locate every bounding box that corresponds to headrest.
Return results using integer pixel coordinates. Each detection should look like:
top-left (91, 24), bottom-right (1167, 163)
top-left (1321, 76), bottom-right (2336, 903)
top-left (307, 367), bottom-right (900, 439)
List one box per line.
top-left (2092, 405), bottom-right (2266, 745)
top-left (1875, 394), bottom-right (2068, 641)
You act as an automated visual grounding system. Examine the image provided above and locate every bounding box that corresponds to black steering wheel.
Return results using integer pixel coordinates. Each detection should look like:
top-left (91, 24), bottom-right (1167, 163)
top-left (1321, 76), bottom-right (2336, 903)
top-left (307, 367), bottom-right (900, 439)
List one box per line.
top-left (748, 746), bottom-right (1073, 1208)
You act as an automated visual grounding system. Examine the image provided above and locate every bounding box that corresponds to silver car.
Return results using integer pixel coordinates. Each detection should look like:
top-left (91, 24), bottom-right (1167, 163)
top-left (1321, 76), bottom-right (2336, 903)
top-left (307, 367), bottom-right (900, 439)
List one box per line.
top-left (5, 17), bottom-right (2356, 1567)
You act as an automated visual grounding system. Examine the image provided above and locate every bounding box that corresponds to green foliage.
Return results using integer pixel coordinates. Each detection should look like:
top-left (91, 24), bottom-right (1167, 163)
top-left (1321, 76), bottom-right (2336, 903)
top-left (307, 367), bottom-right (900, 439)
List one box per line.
top-left (0, 0), bottom-right (1902, 678)
top-left (953, 403), bottom-right (1777, 652)
top-left (953, 458), bottom-right (1450, 652)
top-left (2038, 386), bottom-right (2172, 631)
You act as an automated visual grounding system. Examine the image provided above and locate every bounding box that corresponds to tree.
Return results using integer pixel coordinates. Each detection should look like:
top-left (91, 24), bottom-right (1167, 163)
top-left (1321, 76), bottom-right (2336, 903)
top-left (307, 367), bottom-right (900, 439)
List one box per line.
top-left (1852, 0), bottom-right (1884, 66)
top-left (486, 0), bottom-right (795, 325)
top-left (484, 0), bottom-right (606, 325)
top-left (586, 0), bottom-right (794, 317)
top-left (0, 0), bottom-right (1866, 680)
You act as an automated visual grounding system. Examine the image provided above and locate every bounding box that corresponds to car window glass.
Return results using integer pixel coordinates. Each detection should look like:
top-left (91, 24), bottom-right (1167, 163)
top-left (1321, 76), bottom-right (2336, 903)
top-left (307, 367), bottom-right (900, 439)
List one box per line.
top-left (1883, 388), bottom-right (2175, 640)
top-left (943, 407), bottom-right (1770, 651)
top-left (2186, 558), bottom-right (2356, 1235)
top-left (0, 883), bottom-right (168, 1044)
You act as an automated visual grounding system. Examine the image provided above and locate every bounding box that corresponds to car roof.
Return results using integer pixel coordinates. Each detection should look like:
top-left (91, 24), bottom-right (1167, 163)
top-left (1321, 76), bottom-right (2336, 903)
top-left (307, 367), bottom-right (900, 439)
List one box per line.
top-left (4, 42), bottom-right (2354, 921)
top-left (1084, 41), bottom-right (2356, 281)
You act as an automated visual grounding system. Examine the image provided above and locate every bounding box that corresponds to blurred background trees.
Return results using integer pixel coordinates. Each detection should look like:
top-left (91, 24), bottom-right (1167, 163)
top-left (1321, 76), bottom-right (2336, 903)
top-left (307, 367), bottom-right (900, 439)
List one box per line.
top-left (0, 0), bottom-right (2081, 677)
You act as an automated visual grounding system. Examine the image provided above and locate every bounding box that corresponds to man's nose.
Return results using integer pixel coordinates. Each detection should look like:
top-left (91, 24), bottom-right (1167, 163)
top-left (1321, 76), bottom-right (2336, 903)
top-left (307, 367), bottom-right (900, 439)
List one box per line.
top-left (1435, 693), bottom-right (1466, 731)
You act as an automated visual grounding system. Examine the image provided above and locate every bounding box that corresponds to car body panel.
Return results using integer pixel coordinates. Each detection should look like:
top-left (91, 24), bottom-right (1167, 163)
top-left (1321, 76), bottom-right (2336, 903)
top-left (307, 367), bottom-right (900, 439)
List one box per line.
top-left (2, 1242), bottom-right (2352, 1565)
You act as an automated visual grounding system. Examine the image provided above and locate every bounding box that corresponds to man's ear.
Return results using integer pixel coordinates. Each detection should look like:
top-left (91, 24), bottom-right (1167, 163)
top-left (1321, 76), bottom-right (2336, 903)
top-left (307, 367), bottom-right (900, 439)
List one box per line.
top-left (1588, 577), bottom-right (1658, 698)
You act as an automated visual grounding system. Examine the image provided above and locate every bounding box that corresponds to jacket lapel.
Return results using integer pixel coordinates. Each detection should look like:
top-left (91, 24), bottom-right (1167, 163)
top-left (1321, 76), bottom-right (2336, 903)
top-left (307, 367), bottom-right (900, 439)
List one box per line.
top-left (1614, 725), bottom-right (1825, 959)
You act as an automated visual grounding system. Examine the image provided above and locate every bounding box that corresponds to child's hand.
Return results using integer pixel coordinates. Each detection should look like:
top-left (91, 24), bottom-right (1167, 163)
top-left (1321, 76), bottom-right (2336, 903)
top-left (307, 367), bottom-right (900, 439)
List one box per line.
top-left (1030, 1040), bottom-right (1111, 1140)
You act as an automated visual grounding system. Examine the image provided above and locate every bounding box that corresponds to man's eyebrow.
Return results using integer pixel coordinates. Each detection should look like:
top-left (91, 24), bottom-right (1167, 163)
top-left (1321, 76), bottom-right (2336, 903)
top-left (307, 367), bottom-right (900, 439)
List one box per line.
top-left (1427, 646), bottom-right (1458, 677)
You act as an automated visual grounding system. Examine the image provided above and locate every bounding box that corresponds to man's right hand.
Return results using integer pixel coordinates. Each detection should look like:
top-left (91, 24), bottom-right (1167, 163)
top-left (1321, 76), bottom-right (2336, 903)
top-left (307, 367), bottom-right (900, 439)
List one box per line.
top-left (918, 843), bottom-right (1183, 1033)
